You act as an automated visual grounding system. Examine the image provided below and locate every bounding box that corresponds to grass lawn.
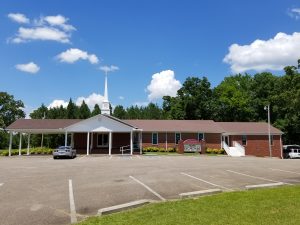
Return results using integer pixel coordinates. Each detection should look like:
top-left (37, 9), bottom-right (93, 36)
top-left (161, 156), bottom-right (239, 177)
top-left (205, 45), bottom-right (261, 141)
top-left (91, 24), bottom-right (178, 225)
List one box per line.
top-left (77, 186), bottom-right (300, 225)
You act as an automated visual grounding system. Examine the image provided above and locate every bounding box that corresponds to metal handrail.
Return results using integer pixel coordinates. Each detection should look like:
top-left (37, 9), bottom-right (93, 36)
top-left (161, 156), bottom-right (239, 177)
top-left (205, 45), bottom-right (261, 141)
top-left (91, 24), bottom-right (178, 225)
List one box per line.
top-left (120, 145), bottom-right (131, 155)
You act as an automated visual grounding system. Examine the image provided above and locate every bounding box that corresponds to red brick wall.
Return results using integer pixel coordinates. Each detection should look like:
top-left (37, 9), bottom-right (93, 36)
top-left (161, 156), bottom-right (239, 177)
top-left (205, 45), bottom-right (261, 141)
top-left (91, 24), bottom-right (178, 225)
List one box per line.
top-left (230, 135), bottom-right (282, 158)
top-left (205, 133), bottom-right (222, 149)
top-left (141, 132), bottom-right (221, 149)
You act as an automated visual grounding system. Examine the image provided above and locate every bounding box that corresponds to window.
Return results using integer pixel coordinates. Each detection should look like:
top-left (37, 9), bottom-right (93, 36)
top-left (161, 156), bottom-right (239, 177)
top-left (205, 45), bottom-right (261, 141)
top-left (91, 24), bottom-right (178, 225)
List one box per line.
top-left (175, 133), bottom-right (181, 144)
top-left (270, 135), bottom-right (273, 145)
top-left (242, 135), bottom-right (247, 146)
top-left (198, 133), bottom-right (204, 141)
top-left (152, 133), bottom-right (158, 145)
top-left (97, 133), bottom-right (108, 147)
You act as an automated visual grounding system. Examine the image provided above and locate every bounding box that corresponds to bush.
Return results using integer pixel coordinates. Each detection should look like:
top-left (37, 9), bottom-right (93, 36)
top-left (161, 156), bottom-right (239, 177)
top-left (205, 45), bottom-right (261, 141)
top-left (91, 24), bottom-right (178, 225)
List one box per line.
top-left (143, 146), bottom-right (176, 153)
top-left (206, 148), bottom-right (225, 154)
top-left (0, 147), bottom-right (53, 156)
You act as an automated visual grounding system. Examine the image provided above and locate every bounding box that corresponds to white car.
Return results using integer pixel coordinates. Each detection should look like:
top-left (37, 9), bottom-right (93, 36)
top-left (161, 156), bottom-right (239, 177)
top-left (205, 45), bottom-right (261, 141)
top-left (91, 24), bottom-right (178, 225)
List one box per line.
top-left (283, 145), bottom-right (300, 159)
top-left (53, 146), bottom-right (76, 159)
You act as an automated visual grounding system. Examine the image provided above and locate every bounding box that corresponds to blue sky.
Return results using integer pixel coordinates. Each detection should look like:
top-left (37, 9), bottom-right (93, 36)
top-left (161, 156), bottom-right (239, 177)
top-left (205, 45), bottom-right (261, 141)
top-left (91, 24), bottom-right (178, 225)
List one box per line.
top-left (1, 0), bottom-right (300, 116)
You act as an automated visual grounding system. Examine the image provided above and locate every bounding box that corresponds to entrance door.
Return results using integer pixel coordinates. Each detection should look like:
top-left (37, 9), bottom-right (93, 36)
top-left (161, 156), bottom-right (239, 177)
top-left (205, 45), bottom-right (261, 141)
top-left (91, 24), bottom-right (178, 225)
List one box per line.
top-left (223, 135), bottom-right (230, 146)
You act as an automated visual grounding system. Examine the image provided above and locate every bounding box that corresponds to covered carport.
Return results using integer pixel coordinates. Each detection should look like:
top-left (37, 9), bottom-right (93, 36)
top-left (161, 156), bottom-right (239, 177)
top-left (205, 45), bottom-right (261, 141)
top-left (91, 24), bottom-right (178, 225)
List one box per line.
top-left (6, 114), bottom-right (142, 156)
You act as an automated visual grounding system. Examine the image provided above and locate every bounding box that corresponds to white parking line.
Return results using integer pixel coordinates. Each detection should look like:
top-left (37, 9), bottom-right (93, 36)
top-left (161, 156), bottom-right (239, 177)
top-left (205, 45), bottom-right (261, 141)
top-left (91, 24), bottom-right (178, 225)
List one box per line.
top-left (68, 179), bottom-right (77, 224)
top-left (180, 172), bottom-right (233, 191)
top-left (269, 168), bottom-right (300, 175)
top-left (226, 170), bottom-right (291, 185)
top-left (129, 176), bottom-right (166, 201)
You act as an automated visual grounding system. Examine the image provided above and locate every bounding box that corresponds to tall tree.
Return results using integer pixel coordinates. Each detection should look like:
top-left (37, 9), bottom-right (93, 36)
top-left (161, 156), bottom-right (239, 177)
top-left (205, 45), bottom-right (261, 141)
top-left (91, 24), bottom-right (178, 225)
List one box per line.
top-left (113, 105), bottom-right (127, 119)
top-left (66, 98), bottom-right (78, 119)
top-left (91, 104), bottom-right (101, 116)
top-left (78, 101), bottom-right (91, 119)
top-left (30, 104), bottom-right (48, 119)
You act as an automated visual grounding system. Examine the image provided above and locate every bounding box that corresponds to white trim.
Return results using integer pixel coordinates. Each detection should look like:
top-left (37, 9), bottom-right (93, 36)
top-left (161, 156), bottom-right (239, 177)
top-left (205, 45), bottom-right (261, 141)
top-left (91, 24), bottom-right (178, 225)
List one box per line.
top-left (109, 132), bottom-right (112, 155)
top-left (19, 133), bottom-right (22, 156)
top-left (86, 132), bottom-right (90, 155)
top-left (152, 132), bottom-right (158, 145)
top-left (130, 131), bottom-right (133, 155)
top-left (27, 133), bottom-right (30, 155)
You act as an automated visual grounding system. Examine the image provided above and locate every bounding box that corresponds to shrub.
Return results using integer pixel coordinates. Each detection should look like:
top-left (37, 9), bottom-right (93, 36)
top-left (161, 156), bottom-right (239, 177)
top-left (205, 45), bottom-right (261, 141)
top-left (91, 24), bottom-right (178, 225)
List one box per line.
top-left (206, 148), bottom-right (225, 154)
top-left (143, 146), bottom-right (176, 153)
top-left (0, 150), bottom-right (9, 156)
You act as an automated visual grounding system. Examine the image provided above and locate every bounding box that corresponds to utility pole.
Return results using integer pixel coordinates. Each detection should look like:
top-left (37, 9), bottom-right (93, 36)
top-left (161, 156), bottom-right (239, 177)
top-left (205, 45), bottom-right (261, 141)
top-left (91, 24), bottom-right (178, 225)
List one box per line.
top-left (264, 105), bottom-right (272, 157)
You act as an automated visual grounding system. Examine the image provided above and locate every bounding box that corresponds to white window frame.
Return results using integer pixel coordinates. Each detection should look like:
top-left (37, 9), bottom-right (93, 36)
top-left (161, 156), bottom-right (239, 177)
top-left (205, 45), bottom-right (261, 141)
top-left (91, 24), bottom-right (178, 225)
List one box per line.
top-left (198, 133), bottom-right (204, 141)
top-left (175, 132), bottom-right (181, 145)
top-left (152, 132), bottom-right (158, 145)
top-left (97, 133), bottom-right (109, 147)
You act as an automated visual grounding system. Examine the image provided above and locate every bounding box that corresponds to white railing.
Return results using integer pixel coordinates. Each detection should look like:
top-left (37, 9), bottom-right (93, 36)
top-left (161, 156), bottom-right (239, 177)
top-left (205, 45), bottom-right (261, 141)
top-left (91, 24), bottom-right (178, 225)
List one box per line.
top-left (120, 145), bottom-right (131, 155)
top-left (233, 141), bottom-right (245, 156)
top-left (222, 141), bottom-right (231, 155)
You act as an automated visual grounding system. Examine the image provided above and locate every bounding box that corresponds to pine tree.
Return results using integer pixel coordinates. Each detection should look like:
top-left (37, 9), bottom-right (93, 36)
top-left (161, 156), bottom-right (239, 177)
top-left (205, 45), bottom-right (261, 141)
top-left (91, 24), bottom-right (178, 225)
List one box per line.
top-left (79, 100), bottom-right (91, 119)
top-left (66, 98), bottom-right (78, 119)
top-left (91, 104), bottom-right (101, 116)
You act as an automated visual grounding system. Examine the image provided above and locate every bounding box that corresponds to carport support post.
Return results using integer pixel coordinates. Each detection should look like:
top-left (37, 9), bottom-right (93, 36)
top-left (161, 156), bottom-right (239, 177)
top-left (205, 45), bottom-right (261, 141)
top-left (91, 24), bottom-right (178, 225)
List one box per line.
top-left (8, 131), bottom-right (12, 157)
top-left (64, 131), bottom-right (68, 147)
top-left (27, 133), bottom-right (31, 155)
top-left (109, 132), bottom-right (112, 155)
top-left (19, 133), bottom-right (22, 156)
top-left (139, 131), bottom-right (142, 155)
top-left (130, 131), bottom-right (133, 155)
top-left (71, 133), bottom-right (74, 148)
top-left (86, 132), bottom-right (90, 155)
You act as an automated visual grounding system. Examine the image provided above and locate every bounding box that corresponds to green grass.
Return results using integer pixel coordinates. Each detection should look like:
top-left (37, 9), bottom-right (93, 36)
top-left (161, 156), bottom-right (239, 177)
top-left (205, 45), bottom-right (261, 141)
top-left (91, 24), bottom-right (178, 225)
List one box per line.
top-left (77, 186), bottom-right (300, 225)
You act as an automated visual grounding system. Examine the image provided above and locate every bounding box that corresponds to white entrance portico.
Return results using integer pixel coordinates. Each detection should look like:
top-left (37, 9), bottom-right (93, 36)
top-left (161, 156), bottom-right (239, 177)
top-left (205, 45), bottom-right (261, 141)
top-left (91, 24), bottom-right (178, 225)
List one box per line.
top-left (65, 114), bottom-right (142, 155)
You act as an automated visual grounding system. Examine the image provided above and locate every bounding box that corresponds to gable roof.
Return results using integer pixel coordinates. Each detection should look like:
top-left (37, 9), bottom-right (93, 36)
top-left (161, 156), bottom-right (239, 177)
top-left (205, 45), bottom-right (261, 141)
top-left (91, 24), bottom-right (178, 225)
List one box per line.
top-left (123, 120), bottom-right (225, 133)
top-left (217, 122), bottom-right (283, 135)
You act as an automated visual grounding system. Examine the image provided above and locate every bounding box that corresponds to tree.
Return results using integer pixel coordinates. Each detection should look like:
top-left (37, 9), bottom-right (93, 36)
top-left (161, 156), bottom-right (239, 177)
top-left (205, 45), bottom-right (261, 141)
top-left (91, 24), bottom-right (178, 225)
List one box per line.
top-left (113, 105), bottom-right (127, 119)
top-left (0, 92), bottom-right (25, 149)
top-left (30, 104), bottom-right (48, 119)
top-left (213, 74), bottom-right (255, 121)
top-left (0, 92), bottom-right (25, 128)
top-left (91, 104), bottom-right (101, 116)
top-left (66, 98), bottom-right (78, 119)
top-left (78, 101), bottom-right (91, 119)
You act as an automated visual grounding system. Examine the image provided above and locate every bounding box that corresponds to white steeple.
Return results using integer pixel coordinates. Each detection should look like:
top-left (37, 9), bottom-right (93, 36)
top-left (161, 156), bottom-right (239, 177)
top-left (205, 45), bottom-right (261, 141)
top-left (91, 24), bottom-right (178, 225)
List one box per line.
top-left (101, 72), bottom-right (111, 115)
top-left (99, 65), bottom-right (119, 115)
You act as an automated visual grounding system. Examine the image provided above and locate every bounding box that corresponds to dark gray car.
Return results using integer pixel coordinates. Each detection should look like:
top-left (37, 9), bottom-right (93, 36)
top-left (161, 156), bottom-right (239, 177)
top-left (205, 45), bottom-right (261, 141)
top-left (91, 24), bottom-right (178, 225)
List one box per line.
top-left (53, 146), bottom-right (76, 159)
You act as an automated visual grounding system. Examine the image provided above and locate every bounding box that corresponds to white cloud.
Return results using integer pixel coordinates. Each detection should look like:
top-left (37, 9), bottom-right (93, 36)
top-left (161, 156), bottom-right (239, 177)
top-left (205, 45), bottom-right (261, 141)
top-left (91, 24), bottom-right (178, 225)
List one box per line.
top-left (119, 96), bottom-right (124, 100)
top-left (48, 93), bottom-right (105, 109)
top-left (48, 100), bottom-right (68, 108)
top-left (57, 48), bottom-right (99, 64)
top-left (223, 32), bottom-right (300, 73)
top-left (8, 13), bottom-right (29, 24)
top-left (99, 65), bottom-right (119, 73)
top-left (12, 26), bottom-right (71, 43)
top-left (146, 70), bottom-right (182, 101)
top-left (8, 14), bottom-right (75, 44)
top-left (15, 62), bottom-right (40, 74)
top-left (42, 15), bottom-right (75, 31)
top-left (75, 93), bottom-right (105, 109)
top-left (288, 8), bottom-right (300, 20)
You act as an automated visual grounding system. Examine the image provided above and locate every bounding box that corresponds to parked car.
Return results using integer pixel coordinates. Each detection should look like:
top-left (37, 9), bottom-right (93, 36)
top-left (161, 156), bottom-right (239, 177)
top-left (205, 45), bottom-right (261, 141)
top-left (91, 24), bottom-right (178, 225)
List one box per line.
top-left (53, 146), bottom-right (76, 159)
top-left (283, 145), bottom-right (300, 159)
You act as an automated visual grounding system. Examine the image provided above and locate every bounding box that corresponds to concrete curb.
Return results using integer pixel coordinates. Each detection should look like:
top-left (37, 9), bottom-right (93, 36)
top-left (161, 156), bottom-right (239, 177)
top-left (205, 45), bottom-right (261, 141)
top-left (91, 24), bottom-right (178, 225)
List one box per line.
top-left (245, 182), bottom-right (285, 190)
top-left (97, 199), bottom-right (156, 216)
top-left (179, 189), bottom-right (222, 199)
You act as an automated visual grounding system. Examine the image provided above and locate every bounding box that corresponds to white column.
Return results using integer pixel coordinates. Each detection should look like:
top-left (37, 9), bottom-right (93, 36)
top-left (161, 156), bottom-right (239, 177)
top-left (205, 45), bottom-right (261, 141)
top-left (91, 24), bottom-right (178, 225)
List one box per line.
top-left (71, 133), bottom-right (74, 148)
top-left (8, 132), bottom-right (12, 157)
top-left (64, 131), bottom-right (68, 147)
top-left (86, 132), bottom-right (90, 155)
top-left (130, 131), bottom-right (133, 155)
top-left (109, 132), bottom-right (112, 155)
top-left (27, 133), bottom-right (31, 155)
top-left (139, 131), bottom-right (143, 155)
top-left (41, 133), bottom-right (44, 148)
top-left (19, 133), bottom-right (22, 156)
top-left (165, 132), bottom-right (168, 151)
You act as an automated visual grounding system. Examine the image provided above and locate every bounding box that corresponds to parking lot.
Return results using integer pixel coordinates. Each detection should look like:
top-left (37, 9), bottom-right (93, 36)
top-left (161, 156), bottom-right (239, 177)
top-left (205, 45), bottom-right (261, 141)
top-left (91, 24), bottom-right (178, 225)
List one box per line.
top-left (0, 155), bottom-right (299, 225)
